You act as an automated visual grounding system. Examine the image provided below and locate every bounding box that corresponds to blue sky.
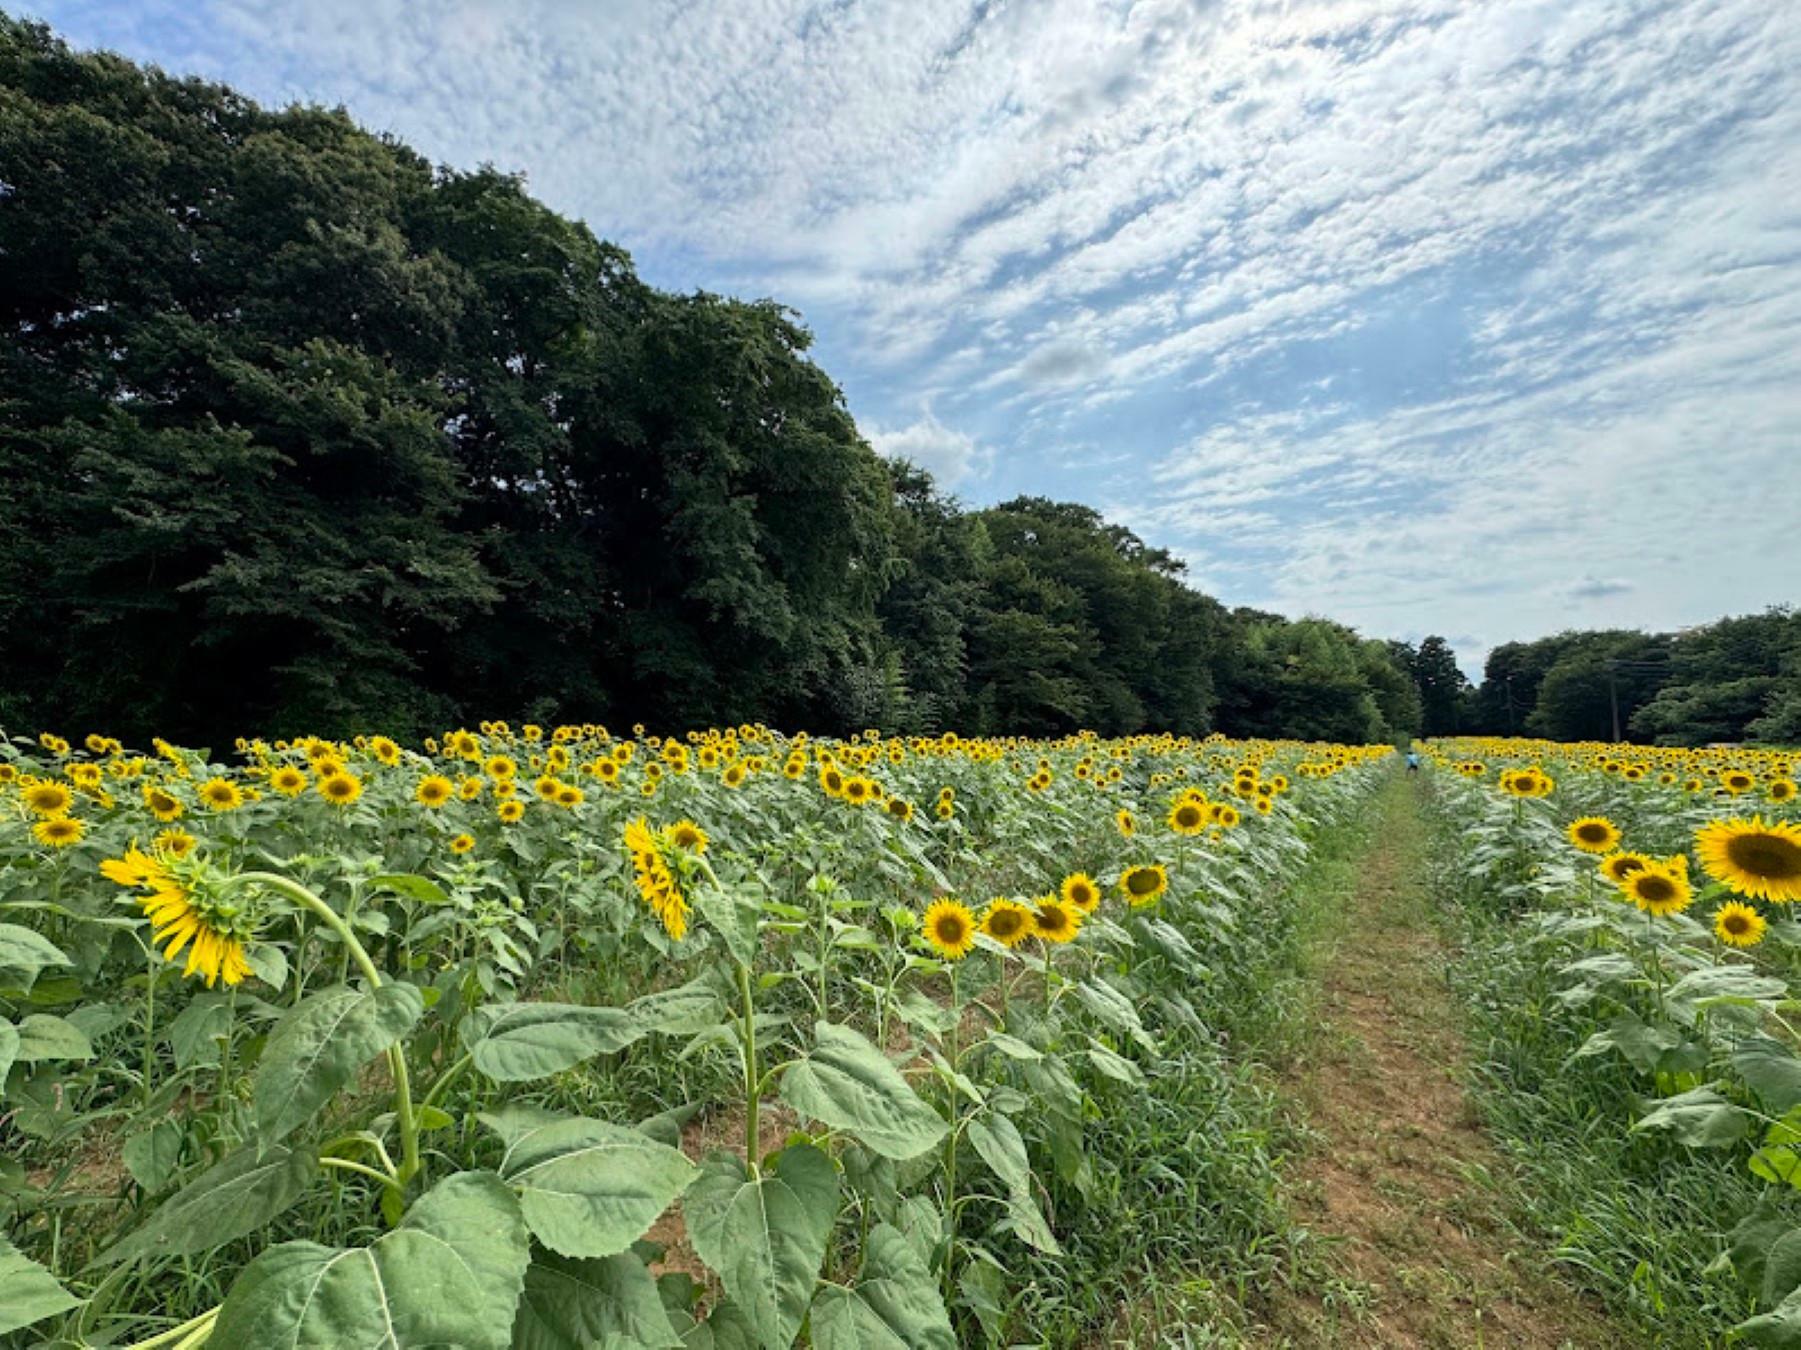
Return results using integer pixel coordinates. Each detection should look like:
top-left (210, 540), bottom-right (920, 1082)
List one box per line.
top-left (24, 0), bottom-right (1801, 677)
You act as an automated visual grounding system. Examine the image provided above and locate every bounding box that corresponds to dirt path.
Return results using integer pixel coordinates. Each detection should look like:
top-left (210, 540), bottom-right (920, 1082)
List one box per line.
top-left (1256, 773), bottom-right (1620, 1350)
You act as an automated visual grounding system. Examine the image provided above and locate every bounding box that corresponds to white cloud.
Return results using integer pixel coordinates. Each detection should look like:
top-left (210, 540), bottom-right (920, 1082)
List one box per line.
top-left (866, 414), bottom-right (989, 489)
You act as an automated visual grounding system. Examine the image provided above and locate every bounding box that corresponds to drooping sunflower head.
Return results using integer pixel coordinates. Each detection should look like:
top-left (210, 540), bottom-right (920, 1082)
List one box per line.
top-left (1715, 900), bottom-right (1767, 948)
top-left (1115, 809), bottom-right (1137, 839)
top-left (1119, 864), bottom-right (1168, 907)
top-left (1621, 863), bottom-right (1692, 917)
top-left (1695, 817), bottom-right (1801, 903)
top-left (100, 845), bottom-right (256, 987)
top-left (1031, 898), bottom-right (1082, 944)
top-left (1566, 816), bottom-right (1621, 855)
top-left (980, 898), bottom-right (1033, 948)
top-left (1060, 872), bottom-right (1102, 913)
top-left (1168, 801), bottom-right (1207, 835)
top-left (666, 820), bottom-right (709, 853)
top-left (922, 899), bottom-right (977, 960)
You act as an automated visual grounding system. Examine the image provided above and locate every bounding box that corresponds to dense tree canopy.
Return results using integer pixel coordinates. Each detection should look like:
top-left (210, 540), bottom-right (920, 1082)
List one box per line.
top-left (2, 20), bottom-right (1787, 748)
top-left (1467, 611), bottom-right (1801, 745)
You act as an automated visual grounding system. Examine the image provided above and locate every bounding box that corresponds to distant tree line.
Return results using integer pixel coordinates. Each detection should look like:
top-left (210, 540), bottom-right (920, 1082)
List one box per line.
top-left (1467, 611), bottom-right (1801, 746)
top-left (0, 21), bottom-right (1790, 748)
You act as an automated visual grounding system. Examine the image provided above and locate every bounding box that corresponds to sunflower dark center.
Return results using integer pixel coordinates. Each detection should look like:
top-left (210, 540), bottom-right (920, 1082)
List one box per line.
top-left (1577, 824), bottom-right (1610, 843)
top-left (1726, 834), bottom-right (1801, 880)
top-left (1637, 875), bottom-right (1676, 903)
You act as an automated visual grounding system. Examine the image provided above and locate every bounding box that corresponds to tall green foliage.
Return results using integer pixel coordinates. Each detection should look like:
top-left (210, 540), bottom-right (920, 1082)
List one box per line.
top-left (0, 18), bottom-right (1465, 744)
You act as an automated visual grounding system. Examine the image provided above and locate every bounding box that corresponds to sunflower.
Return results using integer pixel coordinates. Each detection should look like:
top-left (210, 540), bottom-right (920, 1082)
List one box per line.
top-left (1599, 851), bottom-right (1653, 885)
top-left (667, 820), bottom-right (709, 853)
top-left (1031, 897), bottom-right (1082, 944)
top-left (34, 816), bottom-right (85, 848)
top-left (934, 799), bottom-right (955, 821)
top-left (369, 736), bottom-right (402, 766)
top-left (449, 833), bottom-right (476, 855)
top-left (842, 776), bottom-right (875, 806)
top-left (1723, 770), bottom-right (1757, 794)
top-left (23, 781), bottom-right (74, 817)
top-left (1120, 864), bottom-right (1168, 906)
top-left (497, 799), bottom-right (526, 823)
top-left (1695, 817), bottom-right (1801, 903)
top-left (922, 899), bottom-right (977, 960)
top-left (1771, 779), bottom-right (1798, 804)
top-left (1060, 872), bottom-right (1102, 913)
top-left (1213, 804), bottom-right (1241, 829)
top-left (100, 846), bottom-right (253, 987)
top-left (1168, 800), bottom-right (1207, 835)
top-left (885, 797), bottom-right (915, 823)
top-left (980, 898), bottom-right (1034, 948)
top-left (1566, 816), bottom-right (1621, 855)
top-left (820, 766), bottom-right (847, 798)
top-left (624, 817), bottom-right (689, 941)
top-left (1715, 901), bottom-right (1767, 948)
top-left (416, 775), bottom-right (454, 808)
top-left (317, 771), bottom-right (363, 807)
top-left (1115, 809), bottom-right (1137, 839)
top-left (142, 784), bottom-right (184, 821)
top-left (154, 828), bottom-right (197, 859)
top-left (1620, 863), bottom-right (1692, 917)
top-left (197, 777), bottom-right (244, 812)
top-left (270, 766), bottom-right (308, 798)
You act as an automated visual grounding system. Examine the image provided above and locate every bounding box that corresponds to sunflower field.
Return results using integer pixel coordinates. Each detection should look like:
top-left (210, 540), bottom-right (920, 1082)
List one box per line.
top-left (1421, 737), bottom-right (1801, 1341)
top-left (0, 724), bottom-right (1392, 1347)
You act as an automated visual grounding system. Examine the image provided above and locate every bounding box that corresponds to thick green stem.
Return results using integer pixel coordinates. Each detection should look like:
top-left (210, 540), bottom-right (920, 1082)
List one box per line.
top-left (142, 943), bottom-right (157, 1100)
top-left (941, 961), bottom-right (963, 1305)
top-left (738, 959), bottom-right (760, 1173)
top-left (226, 872), bottom-right (423, 1192)
top-left (422, 1051), bottom-right (475, 1111)
top-left (320, 1155), bottom-right (400, 1188)
top-left (121, 1306), bottom-right (219, 1350)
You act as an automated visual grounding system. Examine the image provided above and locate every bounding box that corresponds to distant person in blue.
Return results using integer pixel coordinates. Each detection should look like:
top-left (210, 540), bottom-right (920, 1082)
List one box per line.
top-left (1406, 750), bottom-right (1421, 772)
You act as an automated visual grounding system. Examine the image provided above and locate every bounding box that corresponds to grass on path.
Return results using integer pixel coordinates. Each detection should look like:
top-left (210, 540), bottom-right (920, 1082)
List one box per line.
top-left (1251, 771), bottom-right (1622, 1350)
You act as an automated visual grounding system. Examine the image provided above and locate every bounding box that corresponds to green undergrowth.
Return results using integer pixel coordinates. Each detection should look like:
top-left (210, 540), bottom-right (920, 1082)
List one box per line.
top-left (1424, 776), bottom-right (1768, 1347)
top-left (1074, 775), bottom-right (1390, 1346)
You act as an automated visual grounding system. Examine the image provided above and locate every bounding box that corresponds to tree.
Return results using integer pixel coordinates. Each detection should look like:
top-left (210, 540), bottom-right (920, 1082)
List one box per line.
top-left (1407, 636), bottom-right (1468, 736)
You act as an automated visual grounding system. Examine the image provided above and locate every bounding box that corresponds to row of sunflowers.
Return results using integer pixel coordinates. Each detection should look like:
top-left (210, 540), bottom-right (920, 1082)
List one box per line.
top-left (1421, 735), bottom-right (1801, 1343)
top-left (2, 724), bottom-right (1389, 1348)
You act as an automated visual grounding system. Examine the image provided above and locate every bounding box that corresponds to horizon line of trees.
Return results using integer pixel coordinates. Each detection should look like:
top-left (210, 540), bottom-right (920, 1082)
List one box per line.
top-left (1, 18), bottom-right (1793, 750)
